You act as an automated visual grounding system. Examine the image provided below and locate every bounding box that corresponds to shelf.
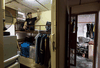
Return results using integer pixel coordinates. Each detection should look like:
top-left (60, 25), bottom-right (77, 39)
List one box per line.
top-left (28, 25), bottom-right (51, 27)
top-left (20, 56), bottom-right (44, 68)
top-left (15, 30), bottom-right (51, 34)
top-left (15, 30), bottom-right (38, 34)
top-left (17, 39), bottom-right (25, 42)
top-left (15, 21), bottom-right (25, 24)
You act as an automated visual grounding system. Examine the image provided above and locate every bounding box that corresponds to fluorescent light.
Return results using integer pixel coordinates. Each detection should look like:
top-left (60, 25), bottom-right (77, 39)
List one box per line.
top-left (18, 12), bottom-right (24, 15)
top-left (51, 0), bottom-right (52, 4)
top-left (18, 11), bottom-right (26, 19)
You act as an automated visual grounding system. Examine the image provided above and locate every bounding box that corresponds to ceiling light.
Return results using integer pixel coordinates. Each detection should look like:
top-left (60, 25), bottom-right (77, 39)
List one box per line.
top-left (51, 0), bottom-right (52, 4)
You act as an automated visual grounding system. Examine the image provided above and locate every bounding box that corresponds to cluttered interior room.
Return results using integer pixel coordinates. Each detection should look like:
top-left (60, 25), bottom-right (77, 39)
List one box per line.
top-left (3, 0), bottom-right (51, 68)
top-left (70, 14), bottom-right (96, 68)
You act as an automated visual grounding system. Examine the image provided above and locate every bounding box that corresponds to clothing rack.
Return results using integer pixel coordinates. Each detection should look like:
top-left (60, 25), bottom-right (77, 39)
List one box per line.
top-left (15, 23), bottom-right (51, 46)
top-left (15, 24), bottom-right (51, 34)
top-left (78, 22), bottom-right (95, 23)
top-left (35, 33), bottom-right (51, 67)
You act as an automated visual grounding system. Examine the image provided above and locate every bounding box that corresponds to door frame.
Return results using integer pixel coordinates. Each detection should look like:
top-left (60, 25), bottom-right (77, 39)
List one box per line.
top-left (69, 14), bottom-right (78, 66)
top-left (0, 0), bottom-right (4, 68)
top-left (68, 10), bottom-right (98, 68)
top-left (76, 11), bottom-right (98, 68)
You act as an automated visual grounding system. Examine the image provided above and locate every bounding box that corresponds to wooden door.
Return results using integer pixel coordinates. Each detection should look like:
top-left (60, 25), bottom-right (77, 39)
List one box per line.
top-left (69, 14), bottom-right (77, 66)
top-left (51, 0), bottom-right (68, 68)
top-left (51, 0), bottom-right (56, 68)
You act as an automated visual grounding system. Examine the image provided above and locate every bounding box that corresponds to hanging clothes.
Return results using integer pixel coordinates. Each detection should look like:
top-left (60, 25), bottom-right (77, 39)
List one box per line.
top-left (46, 21), bottom-right (51, 32)
top-left (35, 34), bottom-right (51, 68)
top-left (84, 25), bottom-right (87, 38)
top-left (35, 34), bottom-right (42, 64)
top-left (93, 25), bottom-right (95, 39)
top-left (93, 25), bottom-right (95, 32)
top-left (86, 23), bottom-right (94, 38)
top-left (90, 24), bottom-right (94, 38)
top-left (86, 24), bottom-right (91, 37)
top-left (71, 19), bottom-right (75, 33)
top-left (40, 34), bottom-right (47, 65)
top-left (44, 36), bottom-right (51, 68)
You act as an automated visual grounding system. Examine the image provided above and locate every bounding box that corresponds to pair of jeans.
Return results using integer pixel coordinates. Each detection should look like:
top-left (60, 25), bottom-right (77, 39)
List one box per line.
top-left (35, 36), bottom-right (42, 64)
top-left (40, 34), bottom-right (47, 65)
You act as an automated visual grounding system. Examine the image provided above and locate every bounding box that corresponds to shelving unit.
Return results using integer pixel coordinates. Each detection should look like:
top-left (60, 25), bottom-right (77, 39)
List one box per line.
top-left (15, 21), bottom-right (51, 67)
top-left (15, 21), bottom-right (51, 42)
top-left (15, 21), bottom-right (51, 46)
top-left (15, 30), bottom-right (51, 34)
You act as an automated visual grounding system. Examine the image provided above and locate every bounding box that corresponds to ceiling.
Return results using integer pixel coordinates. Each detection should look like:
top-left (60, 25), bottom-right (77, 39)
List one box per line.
top-left (5, 0), bottom-right (99, 13)
top-left (67, 0), bottom-right (99, 6)
top-left (5, 0), bottom-right (51, 13)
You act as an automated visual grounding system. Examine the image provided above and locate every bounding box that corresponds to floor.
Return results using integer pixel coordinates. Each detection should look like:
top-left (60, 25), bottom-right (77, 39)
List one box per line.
top-left (70, 56), bottom-right (93, 68)
top-left (20, 64), bottom-right (30, 68)
top-left (20, 56), bottom-right (45, 68)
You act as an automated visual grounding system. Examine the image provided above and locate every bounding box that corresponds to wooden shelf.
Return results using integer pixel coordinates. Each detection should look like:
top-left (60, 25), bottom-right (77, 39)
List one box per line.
top-left (17, 39), bottom-right (25, 42)
top-left (28, 25), bottom-right (51, 27)
top-left (20, 56), bottom-right (44, 68)
top-left (15, 30), bottom-right (38, 34)
top-left (15, 30), bottom-right (51, 34)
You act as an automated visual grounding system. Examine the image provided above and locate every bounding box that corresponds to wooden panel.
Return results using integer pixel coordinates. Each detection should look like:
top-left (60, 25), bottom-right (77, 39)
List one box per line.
top-left (67, 0), bottom-right (80, 6)
top-left (98, 11), bottom-right (100, 68)
top-left (0, 0), bottom-right (4, 68)
top-left (93, 12), bottom-right (98, 68)
top-left (56, 0), bottom-right (68, 68)
top-left (5, 6), bottom-right (17, 18)
top-left (81, 0), bottom-right (97, 3)
top-left (71, 2), bottom-right (100, 14)
top-left (67, 0), bottom-right (97, 6)
top-left (51, 0), bottom-right (56, 68)
top-left (5, 0), bottom-right (12, 3)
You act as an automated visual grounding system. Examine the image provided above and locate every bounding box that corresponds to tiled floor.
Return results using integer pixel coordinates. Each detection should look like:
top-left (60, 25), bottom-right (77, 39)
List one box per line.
top-left (20, 56), bottom-right (45, 68)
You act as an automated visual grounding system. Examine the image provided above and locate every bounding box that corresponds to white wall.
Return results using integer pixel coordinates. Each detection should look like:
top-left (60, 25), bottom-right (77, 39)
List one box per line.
top-left (32, 10), bottom-right (51, 30)
top-left (78, 23), bottom-right (86, 37)
top-left (78, 14), bottom-right (95, 22)
top-left (77, 14), bottom-right (95, 38)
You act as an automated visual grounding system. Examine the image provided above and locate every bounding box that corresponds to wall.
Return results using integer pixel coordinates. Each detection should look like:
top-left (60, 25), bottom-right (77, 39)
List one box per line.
top-left (5, 6), bottom-right (17, 18)
top-left (5, 18), bottom-right (16, 36)
top-left (32, 10), bottom-right (51, 30)
top-left (5, 7), bottom-right (17, 36)
top-left (71, 2), bottom-right (100, 14)
top-left (56, 0), bottom-right (67, 68)
top-left (77, 14), bottom-right (95, 38)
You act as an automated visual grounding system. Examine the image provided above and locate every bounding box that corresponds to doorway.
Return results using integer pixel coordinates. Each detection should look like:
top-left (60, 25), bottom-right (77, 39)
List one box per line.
top-left (68, 12), bottom-right (98, 68)
top-left (3, 0), bottom-right (52, 68)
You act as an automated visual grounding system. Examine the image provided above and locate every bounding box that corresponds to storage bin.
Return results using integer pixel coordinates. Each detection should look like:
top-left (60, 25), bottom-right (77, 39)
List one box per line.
top-left (29, 46), bottom-right (36, 59)
top-left (21, 42), bottom-right (30, 58)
